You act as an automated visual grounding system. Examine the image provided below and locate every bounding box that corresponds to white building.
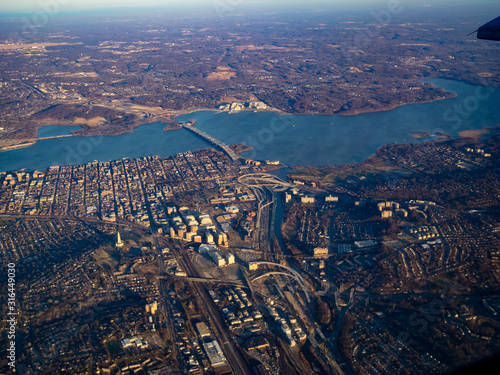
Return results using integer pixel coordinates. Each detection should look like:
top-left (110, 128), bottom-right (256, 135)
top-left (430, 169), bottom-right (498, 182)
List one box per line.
top-left (205, 231), bottom-right (214, 244)
top-left (199, 214), bottom-right (213, 225)
top-left (301, 196), bottom-right (315, 204)
top-left (325, 195), bottom-right (339, 202)
top-left (210, 251), bottom-right (226, 267)
top-left (203, 340), bottom-right (227, 368)
top-left (225, 205), bottom-right (239, 213)
top-left (199, 244), bottom-right (218, 254)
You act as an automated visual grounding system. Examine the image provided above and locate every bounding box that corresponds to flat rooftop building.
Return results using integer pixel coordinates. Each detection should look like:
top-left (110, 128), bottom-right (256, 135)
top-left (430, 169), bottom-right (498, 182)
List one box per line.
top-left (196, 322), bottom-right (211, 338)
top-left (203, 340), bottom-right (227, 368)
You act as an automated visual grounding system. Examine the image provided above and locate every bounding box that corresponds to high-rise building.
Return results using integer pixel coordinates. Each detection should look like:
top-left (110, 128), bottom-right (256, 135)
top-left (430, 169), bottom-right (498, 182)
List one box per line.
top-left (146, 301), bottom-right (158, 315)
top-left (205, 231), bottom-right (214, 244)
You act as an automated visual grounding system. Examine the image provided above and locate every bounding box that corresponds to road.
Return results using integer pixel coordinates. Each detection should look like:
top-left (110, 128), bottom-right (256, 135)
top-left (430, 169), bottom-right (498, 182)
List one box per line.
top-left (0, 213), bottom-right (147, 232)
top-left (257, 187), bottom-right (274, 255)
top-left (328, 290), bottom-right (356, 375)
top-left (240, 173), bottom-right (350, 374)
top-left (238, 178), bottom-right (274, 255)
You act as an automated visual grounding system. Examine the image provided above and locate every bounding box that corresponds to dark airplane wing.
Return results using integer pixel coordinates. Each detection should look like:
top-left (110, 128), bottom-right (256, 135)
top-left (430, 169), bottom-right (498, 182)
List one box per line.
top-left (477, 16), bottom-right (500, 41)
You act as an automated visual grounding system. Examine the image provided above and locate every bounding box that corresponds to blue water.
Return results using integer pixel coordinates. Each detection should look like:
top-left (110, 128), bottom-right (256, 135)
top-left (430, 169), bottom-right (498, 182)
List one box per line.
top-left (177, 79), bottom-right (500, 166)
top-left (0, 123), bottom-right (211, 171)
top-left (1, 79), bottom-right (500, 172)
top-left (37, 125), bottom-right (83, 138)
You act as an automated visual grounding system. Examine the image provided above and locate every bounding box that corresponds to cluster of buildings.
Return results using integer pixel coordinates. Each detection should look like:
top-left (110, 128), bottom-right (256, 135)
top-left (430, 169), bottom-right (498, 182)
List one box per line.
top-left (104, 358), bottom-right (164, 375)
top-left (285, 190), bottom-right (340, 205)
top-left (166, 296), bottom-right (212, 374)
top-left (120, 336), bottom-right (149, 350)
top-left (377, 201), bottom-right (408, 219)
top-left (348, 311), bottom-right (446, 375)
top-left (218, 101), bottom-right (269, 111)
top-left (0, 217), bottom-right (103, 264)
top-left (161, 247), bottom-right (186, 277)
top-left (209, 185), bottom-right (255, 205)
top-left (394, 208), bottom-right (497, 283)
top-left (113, 274), bottom-right (159, 296)
top-left (407, 225), bottom-right (439, 240)
top-left (464, 147), bottom-right (491, 158)
top-left (198, 244), bottom-right (235, 267)
top-left (244, 336), bottom-right (280, 375)
top-left (330, 204), bottom-right (381, 243)
top-left (285, 190), bottom-right (314, 204)
top-left (166, 207), bottom-right (229, 246)
top-left (243, 159), bottom-right (280, 168)
top-left (266, 304), bottom-right (307, 347)
top-left (176, 312), bottom-right (228, 372)
top-left (191, 320), bottom-right (229, 371)
top-left (301, 257), bottom-right (327, 283)
top-left (213, 287), bottom-right (263, 332)
top-left (0, 149), bottom-right (245, 225)
top-left (295, 208), bottom-right (329, 248)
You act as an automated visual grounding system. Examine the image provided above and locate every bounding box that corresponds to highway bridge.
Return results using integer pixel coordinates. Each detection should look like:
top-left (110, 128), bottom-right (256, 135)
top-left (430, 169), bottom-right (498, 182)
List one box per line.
top-left (239, 172), bottom-right (326, 194)
top-left (238, 173), bottom-right (294, 191)
top-left (251, 271), bottom-right (297, 282)
top-left (249, 261), bottom-right (311, 303)
top-left (182, 124), bottom-right (239, 161)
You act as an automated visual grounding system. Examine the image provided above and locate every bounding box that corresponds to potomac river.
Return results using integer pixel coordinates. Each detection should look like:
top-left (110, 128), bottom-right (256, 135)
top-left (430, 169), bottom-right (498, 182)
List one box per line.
top-left (1, 79), bottom-right (500, 172)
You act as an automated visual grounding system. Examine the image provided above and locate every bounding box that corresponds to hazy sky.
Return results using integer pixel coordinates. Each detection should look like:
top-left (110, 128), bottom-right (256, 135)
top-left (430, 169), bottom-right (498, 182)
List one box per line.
top-left (2, 0), bottom-right (289, 13)
top-left (0, 0), bottom-right (498, 14)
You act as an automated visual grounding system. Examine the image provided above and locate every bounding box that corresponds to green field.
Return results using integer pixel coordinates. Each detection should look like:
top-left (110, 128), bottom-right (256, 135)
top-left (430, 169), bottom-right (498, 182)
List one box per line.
top-left (106, 340), bottom-right (121, 355)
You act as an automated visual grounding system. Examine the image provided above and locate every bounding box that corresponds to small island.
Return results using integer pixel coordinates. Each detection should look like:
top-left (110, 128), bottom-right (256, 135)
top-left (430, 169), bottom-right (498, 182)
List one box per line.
top-left (163, 119), bottom-right (197, 132)
top-left (409, 131), bottom-right (433, 139)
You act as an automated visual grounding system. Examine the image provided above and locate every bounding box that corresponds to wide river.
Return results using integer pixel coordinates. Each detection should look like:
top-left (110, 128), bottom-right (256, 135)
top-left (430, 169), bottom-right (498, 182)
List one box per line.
top-left (1, 79), bottom-right (500, 172)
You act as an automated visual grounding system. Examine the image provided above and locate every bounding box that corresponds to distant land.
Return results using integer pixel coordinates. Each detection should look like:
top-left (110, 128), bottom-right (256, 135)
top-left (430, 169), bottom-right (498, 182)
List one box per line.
top-left (1, 4), bottom-right (500, 375)
top-left (0, 4), bottom-right (498, 145)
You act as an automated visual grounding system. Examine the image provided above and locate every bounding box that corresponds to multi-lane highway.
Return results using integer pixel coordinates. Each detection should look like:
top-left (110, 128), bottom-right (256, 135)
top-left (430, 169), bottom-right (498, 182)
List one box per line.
top-left (151, 169), bottom-right (350, 375)
top-left (239, 173), bottom-right (352, 374)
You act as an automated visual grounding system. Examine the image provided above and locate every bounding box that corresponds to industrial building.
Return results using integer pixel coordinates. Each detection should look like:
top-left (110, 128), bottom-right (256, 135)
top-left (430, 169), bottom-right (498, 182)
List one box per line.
top-left (195, 322), bottom-right (211, 338)
top-left (203, 340), bottom-right (227, 368)
top-left (313, 247), bottom-right (328, 257)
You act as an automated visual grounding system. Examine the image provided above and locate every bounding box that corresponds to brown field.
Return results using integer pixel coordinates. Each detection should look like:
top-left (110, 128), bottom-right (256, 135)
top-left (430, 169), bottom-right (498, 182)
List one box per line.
top-left (206, 71), bottom-right (237, 80)
top-left (0, 42), bottom-right (83, 51)
top-left (74, 117), bottom-right (108, 126)
top-left (459, 128), bottom-right (490, 139)
top-left (235, 44), bottom-right (308, 52)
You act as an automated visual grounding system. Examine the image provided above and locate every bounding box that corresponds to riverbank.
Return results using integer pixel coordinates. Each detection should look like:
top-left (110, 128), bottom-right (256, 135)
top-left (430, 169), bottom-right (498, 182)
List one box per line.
top-left (1, 78), bottom-right (499, 169)
top-left (0, 82), bottom-right (456, 150)
top-left (0, 139), bottom-right (36, 152)
top-left (336, 92), bottom-right (456, 116)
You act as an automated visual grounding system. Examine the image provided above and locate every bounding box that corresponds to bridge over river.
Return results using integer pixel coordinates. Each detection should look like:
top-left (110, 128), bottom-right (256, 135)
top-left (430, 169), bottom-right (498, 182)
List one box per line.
top-left (181, 124), bottom-right (239, 161)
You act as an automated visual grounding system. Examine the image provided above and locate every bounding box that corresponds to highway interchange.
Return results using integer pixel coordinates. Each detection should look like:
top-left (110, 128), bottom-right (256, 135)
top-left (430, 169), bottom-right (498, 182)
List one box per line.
top-left (149, 172), bottom-right (351, 375)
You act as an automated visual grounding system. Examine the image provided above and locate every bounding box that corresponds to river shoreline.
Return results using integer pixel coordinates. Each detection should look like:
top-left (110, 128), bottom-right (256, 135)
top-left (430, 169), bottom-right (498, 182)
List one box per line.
top-left (0, 84), bottom-right (457, 152)
top-left (1, 78), bottom-right (499, 172)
